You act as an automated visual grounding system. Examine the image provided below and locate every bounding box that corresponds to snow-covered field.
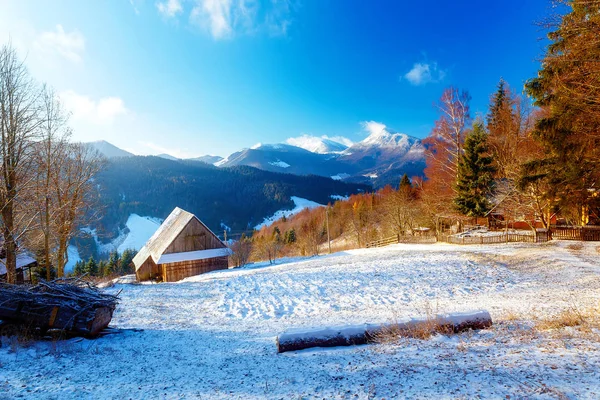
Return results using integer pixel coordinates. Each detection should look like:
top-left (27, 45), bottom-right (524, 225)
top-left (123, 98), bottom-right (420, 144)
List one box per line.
top-left (2, 241), bottom-right (600, 399)
top-left (254, 196), bottom-right (323, 229)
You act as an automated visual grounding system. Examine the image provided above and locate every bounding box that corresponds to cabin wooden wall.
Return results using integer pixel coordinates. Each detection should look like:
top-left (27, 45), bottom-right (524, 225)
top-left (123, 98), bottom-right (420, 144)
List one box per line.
top-left (161, 256), bottom-right (228, 282)
top-left (164, 218), bottom-right (225, 255)
top-left (136, 257), bottom-right (160, 281)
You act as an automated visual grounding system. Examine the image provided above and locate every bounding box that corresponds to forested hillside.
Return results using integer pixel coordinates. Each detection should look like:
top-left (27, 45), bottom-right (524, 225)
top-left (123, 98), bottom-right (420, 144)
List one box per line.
top-left (93, 156), bottom-right (370, 243)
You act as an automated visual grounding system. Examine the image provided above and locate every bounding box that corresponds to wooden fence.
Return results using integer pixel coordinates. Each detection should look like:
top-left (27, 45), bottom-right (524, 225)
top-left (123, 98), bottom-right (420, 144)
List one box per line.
top-left (365, 234), bottom-right (437, 248)
top-left (551, 226), bottom-right (600, 241)
top-left (437, 233), bottom-right (538, 245)
top-left (365, 226), bottom-right (600, 249)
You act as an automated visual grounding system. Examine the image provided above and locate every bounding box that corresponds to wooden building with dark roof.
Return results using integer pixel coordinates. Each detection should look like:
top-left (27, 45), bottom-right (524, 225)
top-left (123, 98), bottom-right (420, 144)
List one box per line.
top-left (133, 207), bottom-right (231, 282)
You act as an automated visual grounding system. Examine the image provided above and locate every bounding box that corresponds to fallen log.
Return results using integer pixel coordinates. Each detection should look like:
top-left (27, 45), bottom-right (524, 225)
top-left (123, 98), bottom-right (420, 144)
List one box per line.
top-left (0, 278), bottom-right (119, 338)
top-left (276, 310), bottom-right (492, 353)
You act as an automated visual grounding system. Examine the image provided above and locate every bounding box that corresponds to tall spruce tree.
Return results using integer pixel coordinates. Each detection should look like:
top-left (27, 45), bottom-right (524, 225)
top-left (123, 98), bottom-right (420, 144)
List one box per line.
top-left (399, 174), bottom-right (411, 190)
top-left (454, 122), bottom-right (496, 217)
top-left (522, 0), bottom-right (600, 224)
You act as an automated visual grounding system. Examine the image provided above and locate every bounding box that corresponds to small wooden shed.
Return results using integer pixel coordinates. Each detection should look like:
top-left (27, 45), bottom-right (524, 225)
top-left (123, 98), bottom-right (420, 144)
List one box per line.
top-left (133, 207), bottom-right (231, 282)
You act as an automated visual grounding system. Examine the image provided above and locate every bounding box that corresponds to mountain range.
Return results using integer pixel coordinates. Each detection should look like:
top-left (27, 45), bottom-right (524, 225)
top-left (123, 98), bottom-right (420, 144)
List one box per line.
top-left (88, 125), bottom-right (426, 188)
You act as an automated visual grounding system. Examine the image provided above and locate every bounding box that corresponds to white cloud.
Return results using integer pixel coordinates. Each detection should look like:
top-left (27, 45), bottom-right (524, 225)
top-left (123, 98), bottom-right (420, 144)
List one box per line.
top-left (35, 25), bottom-right (85, 64)
top-left (329, 136), bottom-right (354, 148)
top-left (60, 90), bottom-right (128, 125)
top-left (403, 62), bottom-right (446, 86)
top-left (265, 0), bottom-right (292, 36)
top-left (189, 0), bottom-right (295, 39)
top-left (191, 0), bottom-right (233, 39)
top-left (157, 0), bottom-right (184, 18)
top-left (361, 121), bottom-right (388, 137)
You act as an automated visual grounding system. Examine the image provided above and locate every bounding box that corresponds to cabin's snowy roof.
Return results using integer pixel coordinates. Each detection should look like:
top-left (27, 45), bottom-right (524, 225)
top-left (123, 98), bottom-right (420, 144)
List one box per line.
top-left (0, 254), bottom-right (37, 275)
top-left (133, 207), bottom-right (227, 270)
top-left (156, 248), bottom-right (232, 265)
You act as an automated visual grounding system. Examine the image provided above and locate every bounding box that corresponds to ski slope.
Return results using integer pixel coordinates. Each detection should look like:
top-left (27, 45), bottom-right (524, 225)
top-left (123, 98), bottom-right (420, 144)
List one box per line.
top-left (1, 241), bottom-right (600, 399)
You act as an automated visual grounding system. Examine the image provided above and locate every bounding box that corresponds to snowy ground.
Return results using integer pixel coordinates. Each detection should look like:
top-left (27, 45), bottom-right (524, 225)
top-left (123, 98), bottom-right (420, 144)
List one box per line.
top-left (2, 241), bottom-right (600, 399)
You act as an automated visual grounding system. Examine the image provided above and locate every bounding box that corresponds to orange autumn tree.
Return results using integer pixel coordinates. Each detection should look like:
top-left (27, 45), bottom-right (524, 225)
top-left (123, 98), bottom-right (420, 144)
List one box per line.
top-left (422, 87), bottom-right (471, 221)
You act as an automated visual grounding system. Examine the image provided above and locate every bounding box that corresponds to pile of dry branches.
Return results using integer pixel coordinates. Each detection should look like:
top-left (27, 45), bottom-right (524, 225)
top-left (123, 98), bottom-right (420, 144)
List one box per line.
top-left (0, 277), bottom-right (119, 338)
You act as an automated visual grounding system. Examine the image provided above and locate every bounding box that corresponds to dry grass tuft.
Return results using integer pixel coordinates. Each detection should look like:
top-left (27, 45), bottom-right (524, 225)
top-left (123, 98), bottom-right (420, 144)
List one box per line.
top-left (500, 310), bottom-right (522, 322)
top-left (374, 317), bottom-right (449, 342)
top-left (567, 242), bottom-right (583, 251)
top-left (374, 302), bottom-right (455, 343)
top-left (535, 303), bottom-right (600, 335)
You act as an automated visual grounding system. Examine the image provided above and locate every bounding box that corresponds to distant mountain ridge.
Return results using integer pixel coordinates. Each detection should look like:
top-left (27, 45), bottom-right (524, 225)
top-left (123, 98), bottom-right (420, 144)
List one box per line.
top-left (189, 155), bottom-right (224, 164)
top-left (85, 123), bottom-right (426, 189)
top-left (87, 140), bottom-right (134, 159)
top-left (216, 127), bottom-right (426, 188)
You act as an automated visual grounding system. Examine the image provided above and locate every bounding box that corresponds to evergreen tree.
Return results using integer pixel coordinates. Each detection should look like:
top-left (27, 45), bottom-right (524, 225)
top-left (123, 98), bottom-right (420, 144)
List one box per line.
top-left (73, 260), bottom-right (85, 276)
top-left (273, 226), bottom-right (282, 242)
top-left (98, 260), bottom-right (108, 277)
top-left (486, 79), bottom-right (510, 131)
top-left (399, 174), bottom-right (411, 190)
top-left (284, 228), bottom-right (296, 244)
top-left (454, 121), bottom-right (496, 217)
top-left (522, 1), bottom-right (600, 223)
top-left (119, 249), bottom-right (136, 274)
top-left (106, 251), bottom-right (120, 276)
top-left (85, 256), bottom-right (98, 276)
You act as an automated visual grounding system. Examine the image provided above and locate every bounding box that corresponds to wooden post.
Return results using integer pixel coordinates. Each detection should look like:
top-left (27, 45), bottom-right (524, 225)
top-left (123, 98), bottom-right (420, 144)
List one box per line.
top-left (326, 206), bottom-right (331, 254)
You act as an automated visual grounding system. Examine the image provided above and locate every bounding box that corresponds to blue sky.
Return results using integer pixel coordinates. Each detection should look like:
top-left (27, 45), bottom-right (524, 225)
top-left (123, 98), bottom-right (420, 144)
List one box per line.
top-left (0, 0), bottom-right (551, 158)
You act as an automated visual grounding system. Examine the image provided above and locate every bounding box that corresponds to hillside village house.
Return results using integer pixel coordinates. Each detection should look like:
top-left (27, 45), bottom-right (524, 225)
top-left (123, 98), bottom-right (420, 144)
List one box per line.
top-left (133, 207), bottom-right (231, 282)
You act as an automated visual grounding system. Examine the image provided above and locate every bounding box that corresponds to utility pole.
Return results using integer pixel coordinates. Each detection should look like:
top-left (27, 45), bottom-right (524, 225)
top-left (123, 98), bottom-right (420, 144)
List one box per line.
top-left (224, 230), bottom-right (228, 243)
top-left (326, 206), bottom-right (331, 254)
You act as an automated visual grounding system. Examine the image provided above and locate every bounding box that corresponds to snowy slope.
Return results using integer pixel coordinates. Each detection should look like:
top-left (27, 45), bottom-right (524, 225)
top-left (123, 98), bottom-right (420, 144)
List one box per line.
top-left (188, 155), bottom-right (224, 165)
top-left (82, 214), bottom-right (162, 256)
top-left (155, 153), bottom-right (179, 161)
top-left (116, 214), bottom-right (162, 253)
top-left (64, 245), bottom-right (82, 272)
top-left (86, 140), bottom-right (133, 158)
top-left (255, 196), bottom-right (323, 229)
top-left (2, 242), bottom-right (599, 399)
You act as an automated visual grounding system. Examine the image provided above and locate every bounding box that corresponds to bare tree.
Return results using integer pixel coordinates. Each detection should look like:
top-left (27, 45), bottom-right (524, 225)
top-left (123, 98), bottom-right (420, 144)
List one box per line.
top-left (229, 234), bottom-right (252, 267)
top-left (52, 143), bottom-right (105, 277)
top-left (0, 43), bottom-right (41, 283)
top-left (382, 183), bottom-right (420, 236)
top-left (34, 85), bottom-right (72, 280)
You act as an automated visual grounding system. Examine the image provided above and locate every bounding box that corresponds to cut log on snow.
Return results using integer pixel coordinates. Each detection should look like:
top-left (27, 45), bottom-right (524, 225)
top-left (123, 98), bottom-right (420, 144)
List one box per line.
top-left (0, 278), bottom-right (119, 338)
top-left (276, 310), bottom-right (492, 353)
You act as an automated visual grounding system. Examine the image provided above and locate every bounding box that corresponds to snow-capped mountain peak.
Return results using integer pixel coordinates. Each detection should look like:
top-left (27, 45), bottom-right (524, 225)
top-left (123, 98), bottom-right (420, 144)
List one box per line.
top-left (286, 135), bottom-right (351, 154)
top-left (358, 121), bottom-right (415, 149)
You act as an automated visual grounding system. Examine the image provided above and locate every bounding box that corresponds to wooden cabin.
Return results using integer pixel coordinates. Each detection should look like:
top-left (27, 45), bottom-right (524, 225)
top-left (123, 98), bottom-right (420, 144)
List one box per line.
top-left (0, 253), bottom-right (37, 284)
top-left (133, 207), bottom-right (231, 282)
